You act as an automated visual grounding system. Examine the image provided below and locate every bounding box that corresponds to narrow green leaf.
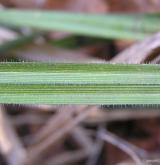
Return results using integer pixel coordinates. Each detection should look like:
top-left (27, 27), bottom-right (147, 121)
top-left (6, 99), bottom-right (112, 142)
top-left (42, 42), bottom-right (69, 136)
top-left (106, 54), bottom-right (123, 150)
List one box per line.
top-left (0, 10), bottom-right (159, 40)
top-left (0, 63), bottom-right (160, 105)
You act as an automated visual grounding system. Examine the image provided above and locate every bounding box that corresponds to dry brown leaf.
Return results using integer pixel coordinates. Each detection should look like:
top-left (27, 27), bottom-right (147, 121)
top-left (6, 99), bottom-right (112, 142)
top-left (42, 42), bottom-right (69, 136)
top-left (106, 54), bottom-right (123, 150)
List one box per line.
top-left (1, 0), bottom-right (160, 12)
top-left (1, 0), bottom-right (108, 13)
top-left (107, 0), bottom-right (160, 12)
top-left (111, 33), bottom-right (160, 64)
top-left (45, 0), bottom-right (108, 13)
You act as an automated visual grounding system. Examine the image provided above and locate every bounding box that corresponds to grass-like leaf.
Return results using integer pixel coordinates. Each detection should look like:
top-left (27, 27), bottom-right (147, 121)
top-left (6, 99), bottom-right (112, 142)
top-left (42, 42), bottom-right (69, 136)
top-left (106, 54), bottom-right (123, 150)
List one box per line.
top-left (0, 10), bottom-right (159, 40)
top-left (0, 63), bottom-right (160, 105)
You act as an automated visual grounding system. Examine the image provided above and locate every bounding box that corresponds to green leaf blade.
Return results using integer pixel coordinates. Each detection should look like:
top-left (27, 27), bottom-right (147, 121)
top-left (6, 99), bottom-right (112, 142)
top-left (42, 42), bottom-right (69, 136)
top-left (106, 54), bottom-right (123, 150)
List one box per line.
top-left (0, 63), bottom-right (160, 105)
top-left (0, 10), bottom-right (159, 40)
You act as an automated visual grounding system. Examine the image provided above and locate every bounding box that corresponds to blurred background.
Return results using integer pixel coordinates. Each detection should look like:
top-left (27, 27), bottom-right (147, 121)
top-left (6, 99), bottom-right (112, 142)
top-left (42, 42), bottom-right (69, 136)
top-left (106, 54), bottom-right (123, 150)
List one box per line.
top-left (0, 0), bottom-right (160, 165)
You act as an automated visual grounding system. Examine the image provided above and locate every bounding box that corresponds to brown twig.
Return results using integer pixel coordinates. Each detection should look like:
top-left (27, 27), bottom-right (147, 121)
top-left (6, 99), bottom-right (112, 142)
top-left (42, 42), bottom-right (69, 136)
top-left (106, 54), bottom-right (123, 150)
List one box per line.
top-left (86, 129), bottom-right (104, 165)
top-left (0, 105), bottom-right (26, 165)
top-left (85, 108), bottom-right (160, 124)
top-left (99, 128), bottom-right (145, 165)
top-left (26, 106), bottom-right (96, 164)
top-left (45, 126), bottom-right (93, 165)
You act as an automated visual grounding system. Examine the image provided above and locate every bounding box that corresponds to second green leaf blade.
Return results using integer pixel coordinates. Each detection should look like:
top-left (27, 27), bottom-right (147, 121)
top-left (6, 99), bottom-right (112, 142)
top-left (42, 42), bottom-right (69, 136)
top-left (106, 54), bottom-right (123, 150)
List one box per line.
top-left (0, 10), bottom-right (159, 40)
top-left (0, 63), bottom-right (160, 105)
